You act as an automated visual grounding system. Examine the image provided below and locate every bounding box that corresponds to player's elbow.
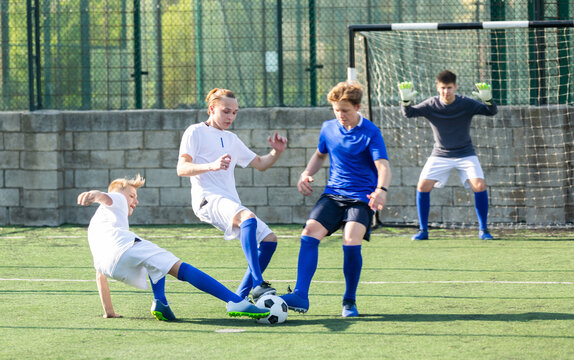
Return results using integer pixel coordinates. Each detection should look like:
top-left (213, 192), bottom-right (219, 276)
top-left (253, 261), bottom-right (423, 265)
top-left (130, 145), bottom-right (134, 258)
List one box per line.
top-left (96, 271), bottom-right (106, 281)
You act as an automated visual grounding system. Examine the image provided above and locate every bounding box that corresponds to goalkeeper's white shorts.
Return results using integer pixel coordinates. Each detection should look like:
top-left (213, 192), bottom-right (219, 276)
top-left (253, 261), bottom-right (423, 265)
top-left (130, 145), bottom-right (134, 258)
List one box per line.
top-left (419, 155), bottom-right (484, 189)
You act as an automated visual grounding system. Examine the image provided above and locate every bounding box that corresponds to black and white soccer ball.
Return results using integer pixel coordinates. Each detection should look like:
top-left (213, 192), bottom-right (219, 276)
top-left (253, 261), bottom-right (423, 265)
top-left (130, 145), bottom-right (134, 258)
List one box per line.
top-left (255, 294), bottom-right (288, 324)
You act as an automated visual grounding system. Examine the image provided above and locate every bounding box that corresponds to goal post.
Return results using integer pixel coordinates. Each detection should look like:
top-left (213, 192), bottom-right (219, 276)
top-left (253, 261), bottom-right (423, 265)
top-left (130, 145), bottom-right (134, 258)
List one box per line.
top-left (348, 20), bottom-right (574, 228)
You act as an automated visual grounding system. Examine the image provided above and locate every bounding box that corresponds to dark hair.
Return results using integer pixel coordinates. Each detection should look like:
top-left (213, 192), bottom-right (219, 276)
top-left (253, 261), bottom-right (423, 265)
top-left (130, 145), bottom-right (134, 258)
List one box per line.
top-left (437, 70), bottom-right (456, 84)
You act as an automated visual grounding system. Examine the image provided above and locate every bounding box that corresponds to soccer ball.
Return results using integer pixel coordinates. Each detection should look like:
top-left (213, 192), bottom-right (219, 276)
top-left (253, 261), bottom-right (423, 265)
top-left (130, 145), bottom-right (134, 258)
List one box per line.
top-left (255, 295), bottom-right (288, 324)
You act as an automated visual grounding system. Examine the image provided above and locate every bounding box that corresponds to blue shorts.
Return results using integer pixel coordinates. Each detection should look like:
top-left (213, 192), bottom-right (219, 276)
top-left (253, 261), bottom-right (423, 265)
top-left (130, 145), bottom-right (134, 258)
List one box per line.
top-left (307, 193), bottom-right (374, 241)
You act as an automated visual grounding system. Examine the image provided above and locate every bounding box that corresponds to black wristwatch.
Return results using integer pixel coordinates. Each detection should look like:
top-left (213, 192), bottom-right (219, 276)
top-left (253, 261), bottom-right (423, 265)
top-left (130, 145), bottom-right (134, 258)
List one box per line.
top-left (378, 186), bottom-right (388, 192)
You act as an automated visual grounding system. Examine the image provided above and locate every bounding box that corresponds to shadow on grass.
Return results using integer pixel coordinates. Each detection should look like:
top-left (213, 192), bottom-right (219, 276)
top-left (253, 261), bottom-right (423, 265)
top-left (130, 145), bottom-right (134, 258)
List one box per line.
top-left (2, 312), bottom-right (573, 338)
top-left (178, 311), bottom-right (574, 327)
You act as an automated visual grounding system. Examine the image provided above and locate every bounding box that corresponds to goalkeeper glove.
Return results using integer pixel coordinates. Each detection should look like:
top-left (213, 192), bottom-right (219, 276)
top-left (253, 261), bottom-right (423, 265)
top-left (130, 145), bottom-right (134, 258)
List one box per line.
top-left (398, 81), bottom-right (418, 106)
top-left (472, 82), bottom-right (493, 105)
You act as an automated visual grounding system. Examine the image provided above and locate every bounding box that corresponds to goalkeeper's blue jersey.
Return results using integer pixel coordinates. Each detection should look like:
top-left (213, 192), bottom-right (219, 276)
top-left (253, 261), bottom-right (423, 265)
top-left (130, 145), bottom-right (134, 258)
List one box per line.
top-left (318, 115), bottom-right (388, 204)
top-left (402, 95), bottom-right (497, 158)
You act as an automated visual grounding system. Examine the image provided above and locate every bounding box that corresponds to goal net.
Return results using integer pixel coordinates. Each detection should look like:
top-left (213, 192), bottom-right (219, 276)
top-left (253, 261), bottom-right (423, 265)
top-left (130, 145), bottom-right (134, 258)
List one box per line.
top-left (349, 21), bottom-right (574, 228)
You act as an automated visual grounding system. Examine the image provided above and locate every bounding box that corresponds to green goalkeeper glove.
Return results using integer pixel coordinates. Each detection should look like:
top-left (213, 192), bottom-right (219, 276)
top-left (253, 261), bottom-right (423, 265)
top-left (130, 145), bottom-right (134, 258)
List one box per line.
top-left (472, 82), bottom-right (493, 105)
top-left (398, 81), bottom-right (418, 106)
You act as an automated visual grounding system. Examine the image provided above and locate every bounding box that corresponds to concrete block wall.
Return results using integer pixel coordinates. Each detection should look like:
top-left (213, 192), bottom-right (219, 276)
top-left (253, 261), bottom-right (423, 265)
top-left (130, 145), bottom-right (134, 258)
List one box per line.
top-left (0, 106), bottom-right (571, 226)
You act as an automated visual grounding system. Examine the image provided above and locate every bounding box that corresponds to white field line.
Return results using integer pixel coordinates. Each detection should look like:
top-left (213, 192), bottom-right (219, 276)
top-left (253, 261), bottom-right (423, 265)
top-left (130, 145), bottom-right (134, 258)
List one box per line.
top-left (1, 278), bottom-right (572, 285)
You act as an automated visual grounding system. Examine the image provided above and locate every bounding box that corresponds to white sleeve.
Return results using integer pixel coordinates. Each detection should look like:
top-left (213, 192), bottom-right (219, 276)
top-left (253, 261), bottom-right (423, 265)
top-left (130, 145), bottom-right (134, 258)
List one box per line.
top-left (233, 135), bottom-right (257, 168)
top-left (178, 126), bottom-right (197, 158)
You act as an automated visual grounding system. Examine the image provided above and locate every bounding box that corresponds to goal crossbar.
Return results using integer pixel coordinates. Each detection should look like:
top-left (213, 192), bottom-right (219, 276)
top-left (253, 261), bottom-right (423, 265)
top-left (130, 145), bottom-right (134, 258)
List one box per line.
top-left (348, 20), bottom-right (574, 78)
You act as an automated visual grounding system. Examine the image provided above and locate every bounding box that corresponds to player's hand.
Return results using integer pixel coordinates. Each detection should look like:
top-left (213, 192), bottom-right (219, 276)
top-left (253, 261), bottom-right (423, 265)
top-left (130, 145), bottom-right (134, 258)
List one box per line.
top-left (297, 174), bottom-right (314, 196)
top-left (103, 313), bottom-right (121, 319)
top-left (398, 81), bottom-right (418, 106)
top-left (268, 132), bottom-right (287, 154)
top-left (367, 189), bottom-right (387, 211)
top-left (77, 191), bottom-right (98, 206)
top-left (212, 154), bottom-right (232, 171)
top-left (472, 82), bottom-right (493, 105)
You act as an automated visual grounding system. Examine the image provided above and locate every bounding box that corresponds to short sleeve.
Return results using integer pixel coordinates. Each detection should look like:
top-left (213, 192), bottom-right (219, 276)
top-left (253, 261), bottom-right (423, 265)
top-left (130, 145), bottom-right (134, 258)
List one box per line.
top-left (234, 135), bottom-right (257, 168)
top-left (179, 126), bottom-right (198, 158)
top-left (368, 124), bottom-right (388, 161)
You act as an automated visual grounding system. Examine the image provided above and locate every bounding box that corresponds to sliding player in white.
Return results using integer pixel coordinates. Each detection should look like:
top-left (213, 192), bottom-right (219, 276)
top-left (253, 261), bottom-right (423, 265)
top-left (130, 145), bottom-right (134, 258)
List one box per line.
top-left (78, 174), bottom-right (270, 321)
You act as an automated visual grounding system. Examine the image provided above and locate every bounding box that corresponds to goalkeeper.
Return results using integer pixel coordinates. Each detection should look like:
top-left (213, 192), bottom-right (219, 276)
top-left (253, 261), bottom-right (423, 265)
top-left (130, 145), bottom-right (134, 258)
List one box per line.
top-left (398, 70), bottom-right (497, 240)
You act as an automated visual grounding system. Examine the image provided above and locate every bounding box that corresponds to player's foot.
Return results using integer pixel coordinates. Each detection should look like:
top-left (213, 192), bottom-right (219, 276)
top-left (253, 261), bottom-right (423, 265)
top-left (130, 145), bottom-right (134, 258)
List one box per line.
top-left (280, 292), bottom-right (309, 313)
top-left (226, 299), bottom-right (270, 319)
top-left (479, 229), bottom-right (493, 240)
top-left (251, 281), bottom-right (276, 302)
top-left (341, 299), bottom-right (359, 317)
top-left (412, 229), bottom-right (428, 240)
top-left (151, 299), bottom-right (176, 321)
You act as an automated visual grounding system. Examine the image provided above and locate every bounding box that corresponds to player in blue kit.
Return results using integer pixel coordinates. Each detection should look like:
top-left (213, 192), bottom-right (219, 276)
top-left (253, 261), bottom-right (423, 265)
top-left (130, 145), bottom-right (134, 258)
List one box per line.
top-left (280, 81), bottom-right (392, 317)
top-left (398, 70), bottom-right (498, 240)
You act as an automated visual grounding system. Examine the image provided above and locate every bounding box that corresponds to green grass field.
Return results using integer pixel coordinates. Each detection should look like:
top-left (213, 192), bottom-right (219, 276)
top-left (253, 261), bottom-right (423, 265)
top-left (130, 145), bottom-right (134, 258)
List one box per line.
top-left (1, 225), bottom-right (573, 359)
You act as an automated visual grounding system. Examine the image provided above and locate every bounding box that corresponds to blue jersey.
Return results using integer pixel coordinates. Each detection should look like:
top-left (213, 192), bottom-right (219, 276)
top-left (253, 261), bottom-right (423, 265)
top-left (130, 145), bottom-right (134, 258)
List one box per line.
top-left (402, 95), bottom-right (497, 158)
top-left (318, 116), bottom-right (388, 204)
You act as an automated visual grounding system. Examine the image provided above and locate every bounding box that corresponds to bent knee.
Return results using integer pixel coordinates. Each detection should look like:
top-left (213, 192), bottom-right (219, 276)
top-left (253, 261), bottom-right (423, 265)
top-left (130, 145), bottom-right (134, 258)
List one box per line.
top-left (302, 220), bottom-right (327, 240)
top-left (262, 233), bottom-right (278, 243)
top-left (470, 178), bottom-right (487, 192)
top-left (234, 210), bottom-right (256, 226)
top-left (417, 180), bottom-right (435, 192)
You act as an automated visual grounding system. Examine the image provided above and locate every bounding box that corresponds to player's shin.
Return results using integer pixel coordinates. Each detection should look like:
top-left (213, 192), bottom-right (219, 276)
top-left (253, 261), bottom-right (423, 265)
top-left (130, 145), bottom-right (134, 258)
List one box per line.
top-left (236, 241), bottom-right (277, 298)
top-left (239, 218), bottom-right (264, 285)
top-left (342, 245), bottom-right (362, 302)
top-left (149, 276), bottom-right (168, 305)
top-left (177, 262), bottom-right (239, 303)
top-left (293, 236), bottom-right (320, 298)
top-left (474, 190), bottom-right (489, 230)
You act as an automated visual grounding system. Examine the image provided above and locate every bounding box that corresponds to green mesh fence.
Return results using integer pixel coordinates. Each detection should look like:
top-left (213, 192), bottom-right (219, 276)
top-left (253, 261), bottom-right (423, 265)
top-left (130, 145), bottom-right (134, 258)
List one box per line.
top-left (0, 0), bottom-right (571, 111)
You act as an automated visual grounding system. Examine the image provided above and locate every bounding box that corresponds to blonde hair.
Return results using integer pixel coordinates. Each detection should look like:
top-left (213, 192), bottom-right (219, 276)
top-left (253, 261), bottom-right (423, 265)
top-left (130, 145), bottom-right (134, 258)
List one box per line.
top-left (327, 81), bottom-right (363, 106)
top-left (108, 174), bottom-right (145, 193)
top-left (205, 88), bottom-right (236, 115)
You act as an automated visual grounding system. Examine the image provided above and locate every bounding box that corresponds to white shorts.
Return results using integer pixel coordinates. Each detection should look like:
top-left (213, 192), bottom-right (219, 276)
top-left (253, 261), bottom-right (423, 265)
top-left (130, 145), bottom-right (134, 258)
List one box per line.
top-left (420, 155), bottom-right (484, 189)
top-left (112, 239), bottom-right (179, 290)
top-left (195, 194), bottom-right (273, 242)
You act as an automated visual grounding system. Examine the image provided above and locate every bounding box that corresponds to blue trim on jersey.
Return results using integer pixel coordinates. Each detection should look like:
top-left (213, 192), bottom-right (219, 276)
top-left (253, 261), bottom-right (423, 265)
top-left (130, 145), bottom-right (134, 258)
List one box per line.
top-left (318, 116), bottom-right (388, 203)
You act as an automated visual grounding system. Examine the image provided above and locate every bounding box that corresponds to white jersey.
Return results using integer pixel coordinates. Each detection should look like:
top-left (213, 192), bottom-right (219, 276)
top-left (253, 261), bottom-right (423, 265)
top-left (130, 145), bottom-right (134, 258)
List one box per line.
top-left (179, 122), bottom-right (256, 212)
top-left (87, 192), bottom-right (138, 278)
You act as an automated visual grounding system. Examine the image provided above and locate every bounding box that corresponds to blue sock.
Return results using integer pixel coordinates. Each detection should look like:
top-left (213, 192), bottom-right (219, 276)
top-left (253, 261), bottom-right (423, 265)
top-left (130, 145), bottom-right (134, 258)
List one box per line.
top-left (416, 191), bottom-right (430, 230)
top-left (149, 276), bottom-right (167, 305)
top-left (474, 190), bottom-right (489, 230)
top-left (239, 218), bottom-right (264, 286)
top-left (293, 236), bottom-right (320, 299)
top-left (236, 241), bottom-right (277, 298)
top-left (342, 245), bottom-right (362, 303)
top-left (177, 262), bottom-right (242, 303)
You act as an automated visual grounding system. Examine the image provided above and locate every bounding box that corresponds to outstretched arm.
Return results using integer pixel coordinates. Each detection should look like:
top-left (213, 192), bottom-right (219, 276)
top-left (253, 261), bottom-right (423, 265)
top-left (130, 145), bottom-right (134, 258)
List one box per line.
top-left (77, 190), bottom-right (113, 207)
top-left (249, 132), bottom-right (288, 171)
top-left (96, 271), bottom-right (120, 318)
top-left (367, 159), bottom-right (392, 211)
top-left (297, 150), bottom-right (328, 196)
top-left (177, 153), bottom-right (232, 177)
